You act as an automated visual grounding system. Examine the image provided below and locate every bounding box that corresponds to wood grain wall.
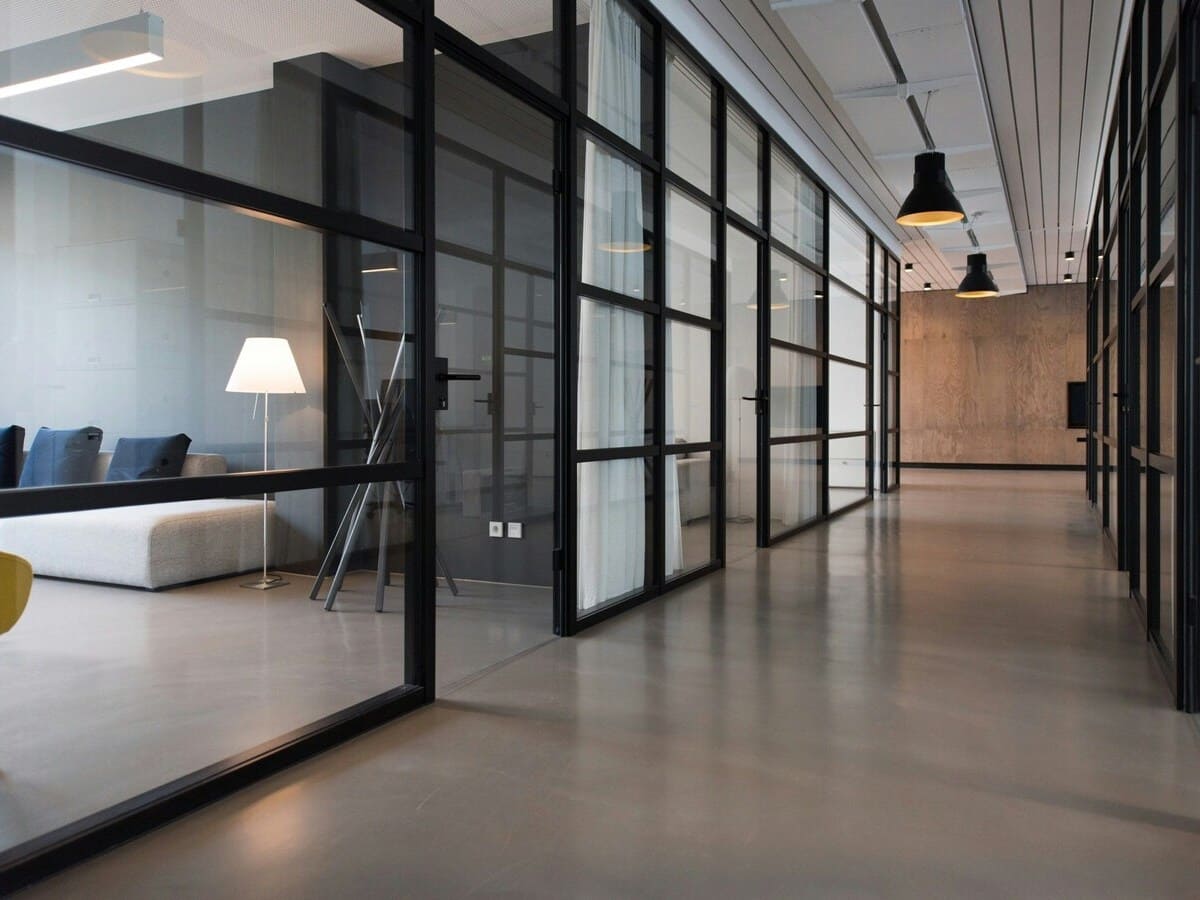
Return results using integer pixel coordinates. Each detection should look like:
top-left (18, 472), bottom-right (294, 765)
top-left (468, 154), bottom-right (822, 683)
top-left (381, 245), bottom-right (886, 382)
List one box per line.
top-left (900, 283), bottom-right (1087, 465)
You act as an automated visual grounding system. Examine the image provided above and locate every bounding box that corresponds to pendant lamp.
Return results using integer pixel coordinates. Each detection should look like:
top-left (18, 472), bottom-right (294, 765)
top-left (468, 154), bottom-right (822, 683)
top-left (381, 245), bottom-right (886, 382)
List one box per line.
top-left (896, 152), bottom-right (966, 227)
top-left (955, 253), bottom-right (999, 298)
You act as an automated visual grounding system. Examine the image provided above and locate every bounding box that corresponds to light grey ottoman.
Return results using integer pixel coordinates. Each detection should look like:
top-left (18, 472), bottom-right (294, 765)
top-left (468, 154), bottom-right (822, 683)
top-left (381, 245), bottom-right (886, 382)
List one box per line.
top-left (0, 499), bottom-right (273, 590)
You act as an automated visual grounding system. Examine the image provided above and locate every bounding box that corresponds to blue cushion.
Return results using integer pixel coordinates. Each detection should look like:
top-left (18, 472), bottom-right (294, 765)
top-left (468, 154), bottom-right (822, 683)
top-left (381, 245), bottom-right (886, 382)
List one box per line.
top-left (106, 434), bottom-right (192, 482)
top-left (18, 427), bottom-right (103, 487)
top-left (0, 425), bottom-right (24, 488)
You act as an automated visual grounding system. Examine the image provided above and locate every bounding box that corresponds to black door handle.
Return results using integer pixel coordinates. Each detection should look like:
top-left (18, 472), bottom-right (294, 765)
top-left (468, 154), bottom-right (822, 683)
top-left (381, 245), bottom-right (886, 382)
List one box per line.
top-left (434, 356), bottom-right (484, 410)
top-left (742, 393), bottom-right (766, 415)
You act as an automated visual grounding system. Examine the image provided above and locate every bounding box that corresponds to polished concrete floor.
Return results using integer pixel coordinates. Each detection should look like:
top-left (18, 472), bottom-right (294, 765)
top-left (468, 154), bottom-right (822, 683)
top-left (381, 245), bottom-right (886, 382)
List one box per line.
top-left (25, 472), bottom-right (1200, 897)
top-left (0, 572), bottom-right (550, 853)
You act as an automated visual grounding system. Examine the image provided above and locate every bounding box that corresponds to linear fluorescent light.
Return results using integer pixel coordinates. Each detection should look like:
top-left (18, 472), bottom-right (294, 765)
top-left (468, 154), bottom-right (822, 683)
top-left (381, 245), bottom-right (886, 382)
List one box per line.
top-left (361, 251), bottom-right (400, 273)
top-left (0, 13), bottom-right (164, 101)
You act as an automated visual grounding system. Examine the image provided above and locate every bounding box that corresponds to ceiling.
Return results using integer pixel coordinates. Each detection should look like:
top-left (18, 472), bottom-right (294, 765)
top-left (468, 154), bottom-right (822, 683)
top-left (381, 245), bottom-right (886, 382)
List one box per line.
top-left (717, 0), bottom-right (1131, 294)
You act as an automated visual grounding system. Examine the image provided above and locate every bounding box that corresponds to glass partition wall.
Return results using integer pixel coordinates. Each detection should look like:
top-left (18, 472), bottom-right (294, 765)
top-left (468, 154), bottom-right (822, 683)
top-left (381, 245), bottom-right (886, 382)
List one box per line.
top-left (0, 0), bottom-right (431, 887)
top-left (0, 0), bottom-right (905, 885)
top-left (1083, 0), bottom-right (1196, 711)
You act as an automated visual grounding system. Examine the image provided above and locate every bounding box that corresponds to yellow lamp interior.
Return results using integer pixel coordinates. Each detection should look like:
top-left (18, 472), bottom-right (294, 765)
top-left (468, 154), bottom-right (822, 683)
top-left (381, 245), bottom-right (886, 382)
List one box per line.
top-left (598, 241), bottom-right (651, 253)
top-left (955, 289), bottom-right (999, 299)
top-left (896, 210), bottom-right (966, 227)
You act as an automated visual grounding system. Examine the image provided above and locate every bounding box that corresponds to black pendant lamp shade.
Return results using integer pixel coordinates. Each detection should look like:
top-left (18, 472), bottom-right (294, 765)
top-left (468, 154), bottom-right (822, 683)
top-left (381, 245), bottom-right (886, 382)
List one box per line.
top-left (896, 152), bottom-right (966, 227)
top-left (955, 252), bottom-right (1000, 298)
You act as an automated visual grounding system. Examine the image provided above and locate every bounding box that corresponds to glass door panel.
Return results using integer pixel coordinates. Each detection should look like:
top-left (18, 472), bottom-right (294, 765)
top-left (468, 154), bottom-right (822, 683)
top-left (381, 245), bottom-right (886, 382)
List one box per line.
top-left (435, 56), bottom-right (557, 684)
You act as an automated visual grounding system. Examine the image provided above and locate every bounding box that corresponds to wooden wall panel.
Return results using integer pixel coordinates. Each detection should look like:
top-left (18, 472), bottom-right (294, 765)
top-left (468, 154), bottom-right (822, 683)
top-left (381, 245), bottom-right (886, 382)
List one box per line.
top-left (900, 283), bottom-right (1087, 465)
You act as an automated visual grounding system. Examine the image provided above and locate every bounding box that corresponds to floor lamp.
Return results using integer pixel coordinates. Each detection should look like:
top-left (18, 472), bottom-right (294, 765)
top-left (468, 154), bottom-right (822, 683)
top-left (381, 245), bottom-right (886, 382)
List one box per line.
top-left (226, 337), bottom-right (306, 590)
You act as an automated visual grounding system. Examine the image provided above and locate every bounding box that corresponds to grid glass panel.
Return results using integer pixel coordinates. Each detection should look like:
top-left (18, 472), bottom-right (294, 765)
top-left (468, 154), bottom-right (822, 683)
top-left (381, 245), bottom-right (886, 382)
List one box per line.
top-left (577, 457), bottom-right (652, 612)
top-left (666, 44), bottom-right (715, 193)
top-left (828, 283), bottom-right (867, 362)
top-left (577, 0), bottom-right (654, 152)
top-left (666, 450), bottom-right (715, 578)
top-left (666, 320), bottom-right (711, 444)
top-left (769, 251), bottom-right (821, 349)
top-left (829, 202), bottom-right (869, 294)
top-left (577, 297), bottom-right (653, 449)
top-left (726, 103), bottom-right (761, 224)
top-left (829, 361), bottom-right (867, 434)
top-left (770, 147), bottom-right (823, 262)
top-left (769, 442), bottom-right (821, 536)
top-left (579, 137), bottom-right (655, 300)
top-left (770, 349), bottom-right (821, 437)
top-left (666, 186), bottom-right (715, 316)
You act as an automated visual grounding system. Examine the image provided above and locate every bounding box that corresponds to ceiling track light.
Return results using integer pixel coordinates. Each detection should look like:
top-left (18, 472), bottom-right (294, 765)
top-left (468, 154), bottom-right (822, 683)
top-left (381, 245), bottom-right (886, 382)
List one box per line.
top-left (896, 151), bottom-right (966, 227)
top-left (1064, 273), bottom-right (1074, 282)
top-left (903, 262), bottom-right (914, 272)
top-left (0, 13), bottom-right (164, 100)
top-left (923, 282), bottom-right (932, 291)
top-left (955, 253), bottom-right (999, 299)
top-left (1064, 250), bottom-right (1076, 261)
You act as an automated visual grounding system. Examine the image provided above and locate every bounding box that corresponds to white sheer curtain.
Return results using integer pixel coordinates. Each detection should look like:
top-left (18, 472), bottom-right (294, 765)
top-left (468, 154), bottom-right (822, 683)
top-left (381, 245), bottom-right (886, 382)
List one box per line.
top-left (578, 0), bottom-right (660, 610)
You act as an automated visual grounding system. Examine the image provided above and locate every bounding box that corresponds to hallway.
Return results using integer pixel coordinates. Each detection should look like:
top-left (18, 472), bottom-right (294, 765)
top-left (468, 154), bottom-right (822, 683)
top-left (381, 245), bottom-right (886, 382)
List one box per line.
top-left (30, 472), bottom-right (1200, 897)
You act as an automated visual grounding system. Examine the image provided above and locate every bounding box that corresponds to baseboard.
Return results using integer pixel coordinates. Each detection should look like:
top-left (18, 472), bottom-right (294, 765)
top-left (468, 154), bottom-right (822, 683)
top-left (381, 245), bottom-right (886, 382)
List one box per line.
top-left (899, 462), bottom-right (1086, 472)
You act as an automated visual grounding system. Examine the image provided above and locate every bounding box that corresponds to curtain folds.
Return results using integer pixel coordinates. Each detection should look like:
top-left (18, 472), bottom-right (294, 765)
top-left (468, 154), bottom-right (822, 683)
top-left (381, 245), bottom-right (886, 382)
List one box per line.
top-left (578, 0), bottom-right (653, 611)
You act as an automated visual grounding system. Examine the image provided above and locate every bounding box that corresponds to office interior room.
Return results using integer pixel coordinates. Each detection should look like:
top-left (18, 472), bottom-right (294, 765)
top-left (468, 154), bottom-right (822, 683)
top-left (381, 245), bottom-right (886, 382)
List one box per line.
top-left (1, 0), bottom-right (1199, 894)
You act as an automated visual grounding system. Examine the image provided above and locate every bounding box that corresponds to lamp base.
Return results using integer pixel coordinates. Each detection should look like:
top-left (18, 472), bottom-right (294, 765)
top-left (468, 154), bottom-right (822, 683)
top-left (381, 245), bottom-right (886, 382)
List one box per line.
top-left (241, 573), bottom-right (288, 591)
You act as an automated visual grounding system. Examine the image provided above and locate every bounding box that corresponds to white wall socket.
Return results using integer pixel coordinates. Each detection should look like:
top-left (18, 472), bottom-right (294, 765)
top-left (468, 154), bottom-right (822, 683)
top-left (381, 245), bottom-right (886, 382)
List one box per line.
top-left (506, 522), bottom-right (523, 539)
top-left (488, 521), bottom-right (504, 537)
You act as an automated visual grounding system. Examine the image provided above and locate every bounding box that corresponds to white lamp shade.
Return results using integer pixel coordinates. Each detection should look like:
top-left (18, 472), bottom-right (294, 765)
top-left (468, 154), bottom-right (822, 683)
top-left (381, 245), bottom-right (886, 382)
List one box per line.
top-left (225, 338), bottom-right (307, 394)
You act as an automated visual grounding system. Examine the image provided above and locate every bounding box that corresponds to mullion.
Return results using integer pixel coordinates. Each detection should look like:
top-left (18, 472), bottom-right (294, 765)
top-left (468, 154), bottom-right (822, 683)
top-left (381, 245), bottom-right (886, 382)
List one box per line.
top-left (664, 169), bottom-right (722, 212)
top-left (576, 446), bottom-right (660, 463)
top-left (433, 21), bottom-right (568, 120)
top-left (768, 235), bottom-right (826, 278)
top-left (577, 115), bottom-right (661, 173)
top-left (653, 14), bottom-right (668, 588)
top-left (666, 307), bottom-right (720, 330)
top-left (0, 113), bottom-right (424, 255)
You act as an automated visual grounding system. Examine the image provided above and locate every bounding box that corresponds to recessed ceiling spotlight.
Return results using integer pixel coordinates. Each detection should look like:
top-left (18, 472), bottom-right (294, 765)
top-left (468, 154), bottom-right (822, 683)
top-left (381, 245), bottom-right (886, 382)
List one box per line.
top-left (1064, 250), bottom-right (1076, 261)
top-left (923, 282), bottom-right (932, 291)
top-left (904, 262), bottom-right (914, 272)
top-left (1064, 273), bottom-right (1073, 282)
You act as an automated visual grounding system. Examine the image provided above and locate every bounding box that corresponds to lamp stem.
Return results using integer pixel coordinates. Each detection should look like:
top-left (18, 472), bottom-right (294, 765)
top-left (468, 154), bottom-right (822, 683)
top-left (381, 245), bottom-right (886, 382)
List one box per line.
top-left (263, 391), bottom-right (269, 584)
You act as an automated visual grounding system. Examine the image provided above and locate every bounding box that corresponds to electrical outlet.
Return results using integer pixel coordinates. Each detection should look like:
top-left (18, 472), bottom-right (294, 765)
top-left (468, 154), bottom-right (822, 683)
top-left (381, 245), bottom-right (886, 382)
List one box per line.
top-left (507, 522), bottom-right (523, 539)
top-left (488, 521), bottom-right (504, 538)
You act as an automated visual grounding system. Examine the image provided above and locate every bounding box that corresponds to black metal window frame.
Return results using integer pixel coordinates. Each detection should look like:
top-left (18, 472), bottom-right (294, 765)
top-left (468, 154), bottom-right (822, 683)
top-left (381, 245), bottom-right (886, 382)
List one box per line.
top-left (0, 0), bottom-right (906, 887)
top-left (1083, 0), bottom-right (1196, 712)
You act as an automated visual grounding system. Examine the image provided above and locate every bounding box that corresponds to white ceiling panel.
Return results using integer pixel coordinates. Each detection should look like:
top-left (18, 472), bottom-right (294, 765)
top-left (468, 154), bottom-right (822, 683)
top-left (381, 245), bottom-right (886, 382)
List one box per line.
top-left (698, 0), bottom-right (1132, 294)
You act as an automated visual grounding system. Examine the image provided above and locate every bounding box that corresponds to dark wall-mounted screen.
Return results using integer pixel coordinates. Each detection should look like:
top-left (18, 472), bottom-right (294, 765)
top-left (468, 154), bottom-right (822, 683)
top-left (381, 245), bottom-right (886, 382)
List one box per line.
top-left (1067, 381), bottom-right (1087, 429)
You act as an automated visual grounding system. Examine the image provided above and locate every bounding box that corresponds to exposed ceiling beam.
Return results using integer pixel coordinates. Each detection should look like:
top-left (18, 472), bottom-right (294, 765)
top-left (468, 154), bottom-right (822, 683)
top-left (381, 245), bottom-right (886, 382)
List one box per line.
top-left (874, 142), bottom-right (992, 161)
top-left (769, 0), bottom-right (863, 9)
top-left (938, 242), bottom-right (1015, 253)
top-left (955, 186), bottom-right (1003, 198)
top-left (836, 74), bottom-right (976, 100)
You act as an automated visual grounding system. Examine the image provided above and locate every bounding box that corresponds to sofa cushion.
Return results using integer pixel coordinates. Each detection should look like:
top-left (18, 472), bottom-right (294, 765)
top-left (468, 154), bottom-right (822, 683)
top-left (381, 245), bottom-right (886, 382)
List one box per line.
top-left (0, 425), bottom-right (23, 488)
top-left (18, 427), bottom-right (103, 487)
top-left (106, 434), bottom-right (192, 482)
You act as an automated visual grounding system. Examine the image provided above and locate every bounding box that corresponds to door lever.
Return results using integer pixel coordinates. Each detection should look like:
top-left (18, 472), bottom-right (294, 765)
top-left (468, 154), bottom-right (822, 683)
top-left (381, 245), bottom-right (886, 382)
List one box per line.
top-left (434, 356), bottom-right (483, 410)
top-left (741, 392), bottom-right (766, 415)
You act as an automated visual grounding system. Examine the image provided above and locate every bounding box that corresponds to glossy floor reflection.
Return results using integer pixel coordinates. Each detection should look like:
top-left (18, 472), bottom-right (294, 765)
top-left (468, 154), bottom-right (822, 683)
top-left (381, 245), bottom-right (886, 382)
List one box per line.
top-left (28, 472), bottom-right (1200, 897)
top-left (0, 572), bottom-right (549, 854)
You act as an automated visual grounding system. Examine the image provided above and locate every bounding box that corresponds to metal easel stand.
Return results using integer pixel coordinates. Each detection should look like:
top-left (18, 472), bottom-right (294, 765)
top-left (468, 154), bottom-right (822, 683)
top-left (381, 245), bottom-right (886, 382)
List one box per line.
top-left (309, 306), bottom-right (459, 612)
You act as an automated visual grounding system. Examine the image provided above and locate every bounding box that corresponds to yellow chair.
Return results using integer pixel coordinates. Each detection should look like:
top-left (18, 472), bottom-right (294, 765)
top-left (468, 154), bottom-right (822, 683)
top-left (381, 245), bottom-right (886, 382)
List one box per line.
top-left (0, 551), bottom-right (33, 635)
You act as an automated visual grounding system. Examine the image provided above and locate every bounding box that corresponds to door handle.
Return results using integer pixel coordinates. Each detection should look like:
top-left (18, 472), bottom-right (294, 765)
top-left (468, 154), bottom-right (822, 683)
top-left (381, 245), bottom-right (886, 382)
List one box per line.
top-left (473, 392), bottom-right (497, 416)
top-left (434, 356), bottom-right (483, 410)
top-left (742, 393), bottom-right (766, 415)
